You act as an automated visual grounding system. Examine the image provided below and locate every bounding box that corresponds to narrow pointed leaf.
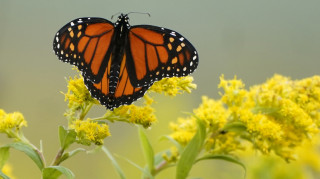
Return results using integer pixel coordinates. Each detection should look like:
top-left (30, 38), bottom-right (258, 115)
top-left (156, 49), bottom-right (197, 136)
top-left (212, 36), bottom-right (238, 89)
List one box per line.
top-left (42, 166), bottom-right (74, 179)
top-left (160, 135), bottom-right (183, 153)
top-left (59, 126), bottom-right (67, 147)
top-left (102, 146), bottom-right (126, 179)
top-left (115, 154), bottom-right (153, 179)
top-left (60, 148), bottom-right (86, 164)
top-left (176, 119), bottom-right (206, 179)
top-left (0, 147), bottom-right (10, 169)
top-left (195, 154), bottom-right (246, 177)
top-left (7, 142), bottom-right (44, 170)
top-left (138, 127), bottom-right (155, 173)
top-left (59, 126), bottom-right (76, 150)
top-left (222, 122), bottom-right (246, 133)
top-left (86, 145), bottom-right (102, 154)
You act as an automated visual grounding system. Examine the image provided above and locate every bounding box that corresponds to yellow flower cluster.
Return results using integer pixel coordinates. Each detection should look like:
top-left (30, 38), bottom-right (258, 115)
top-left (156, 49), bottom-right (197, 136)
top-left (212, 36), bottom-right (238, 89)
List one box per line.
top-left (169, 97), bottom-right (242, 154)
top-left (219, 75), bottom-right (247, 110)
top-left (170, 117), bottom-right (196, 146)
top-left (107, 97), bottom-right (157, 128)
top-left (70, 119), bottom-right (110, 145)
top-left (194, 96), bottom-right (228, 130)
top-left (149, 76), bottom-right (197, 96)
top-left (0, 109), bottom-right (27, 133)
top-left (246, 75), bottom-right (319, 159)
top-left (169, 74), bottom-right (320, 161)
top-left (63, 75), bottom-right (99, 109)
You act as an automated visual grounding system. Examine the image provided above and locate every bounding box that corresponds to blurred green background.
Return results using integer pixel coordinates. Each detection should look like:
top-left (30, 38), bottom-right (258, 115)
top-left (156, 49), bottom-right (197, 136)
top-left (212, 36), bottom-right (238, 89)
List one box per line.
top-left (1, 0), bottom-right (320, 178)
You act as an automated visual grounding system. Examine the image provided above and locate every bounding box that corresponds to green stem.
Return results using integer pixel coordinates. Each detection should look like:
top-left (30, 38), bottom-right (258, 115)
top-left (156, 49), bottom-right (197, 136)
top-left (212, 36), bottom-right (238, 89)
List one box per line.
top-left (153, 160), bottom-right (175, 176)
top-left (153, 160), bottom-right (167, 175)
top-left (79, 103), bottom-right (94, 120)
top-left (51, 148), bottom-right (65, 166)
top-left (91, 116), bottom-right (130, 123)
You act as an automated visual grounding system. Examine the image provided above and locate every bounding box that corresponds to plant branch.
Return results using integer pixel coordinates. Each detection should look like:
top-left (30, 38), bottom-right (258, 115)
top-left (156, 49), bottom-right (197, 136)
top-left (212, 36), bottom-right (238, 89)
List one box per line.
top-left (51, 148), bottom-right (65, 166)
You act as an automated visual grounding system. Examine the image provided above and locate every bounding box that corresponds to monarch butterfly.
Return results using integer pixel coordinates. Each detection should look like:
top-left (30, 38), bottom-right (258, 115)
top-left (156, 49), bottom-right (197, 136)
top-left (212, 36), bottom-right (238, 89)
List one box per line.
top-left (53, 13), bottom-right (199, 110)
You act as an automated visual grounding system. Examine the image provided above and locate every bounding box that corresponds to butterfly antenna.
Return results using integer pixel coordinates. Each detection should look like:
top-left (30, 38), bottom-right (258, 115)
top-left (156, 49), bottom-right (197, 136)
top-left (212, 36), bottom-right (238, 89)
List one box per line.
top-left (111, 12), bottom-right (122, 19)
top-left (127, 12), bottom-right (151, 17)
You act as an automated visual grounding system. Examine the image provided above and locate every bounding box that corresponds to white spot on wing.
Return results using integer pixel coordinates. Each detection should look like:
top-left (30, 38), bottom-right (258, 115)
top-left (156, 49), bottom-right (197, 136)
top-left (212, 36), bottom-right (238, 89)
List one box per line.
top-left (170, 31), bottom-right (176, 36)
top-left (179, 37), bottom-right (184, 41)
top-left (193, 56), bottom-right (197, 60)
top-left (71, 22), bottom-right (75, 26)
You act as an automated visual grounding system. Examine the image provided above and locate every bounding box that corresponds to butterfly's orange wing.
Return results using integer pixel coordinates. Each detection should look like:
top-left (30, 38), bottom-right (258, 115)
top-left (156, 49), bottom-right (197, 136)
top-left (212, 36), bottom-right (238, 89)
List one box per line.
top-left (126, 25), bottom-right (199, 87)
top-left (53, 18), bottom-right (115, 83)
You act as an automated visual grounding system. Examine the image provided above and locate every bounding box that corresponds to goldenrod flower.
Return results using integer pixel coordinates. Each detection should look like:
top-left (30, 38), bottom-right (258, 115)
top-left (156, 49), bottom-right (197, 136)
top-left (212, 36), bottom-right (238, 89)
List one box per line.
top-left (219, 75), bottom-right (247, 109)
top-left (149, 76), bottom-right (197, 96)
top-left (194, 96), bottom-right (228, 130)
top-left (63, 75), bottom-right (100, 124)
top-left (169, 74), bottom-right (320, 161)
top-left (70, 119), bottom-right (110, 145)
top-left (169, 117), bottom-right (196, 145)
top-left (63, 75), bottom-right (98, 109)
top-left (212, 132), bottom-right (242, 154)
top-left (110, 103), bottom-right (157, 128)
top-left (0, 109), bottom-right (27, 132)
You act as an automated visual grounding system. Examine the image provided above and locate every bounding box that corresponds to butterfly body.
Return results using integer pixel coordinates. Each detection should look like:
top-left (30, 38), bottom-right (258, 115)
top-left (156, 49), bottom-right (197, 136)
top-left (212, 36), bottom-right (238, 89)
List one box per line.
top-left (53, 14), bottom-right (198, 110)
top-left (107, 16), bottom-right (130, 95)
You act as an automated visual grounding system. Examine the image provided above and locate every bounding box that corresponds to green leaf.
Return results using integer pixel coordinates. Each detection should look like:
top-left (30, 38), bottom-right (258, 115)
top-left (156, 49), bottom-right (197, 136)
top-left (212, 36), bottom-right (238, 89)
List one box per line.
top-left (7, 142), bottom-right (44, 170)
top-left (222, 121), bottom-right (247, 133)
top-left (59, 126), bottom-right (76, 150)
top-left (176, 118), bottom-right (206, 179)
top-left (60, 148), bottom-right (86, 164)
top-left (0, 147), bottom-right (10, 169)
top-left (0, 170), bottom-right (10, 179)
top-left (138, 127), bottom-right (155, 173)
top-left (86, 145), bottom-right (102, 154)
top-left (195, 154), bottom-right (246, 177)
top-left (42, 166), bottom-right (74, 179)
top-left (160, 135), bottom-right (183, 153)
top-left (101, 146), bottom-right (126, 179)
top-left (115, 154), bottom-right (153, 179)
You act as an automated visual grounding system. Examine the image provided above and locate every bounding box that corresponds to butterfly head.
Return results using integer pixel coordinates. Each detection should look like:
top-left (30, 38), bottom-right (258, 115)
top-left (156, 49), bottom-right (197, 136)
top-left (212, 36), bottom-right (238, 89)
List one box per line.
top-left (114, 13), bottom-right (130, 28)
